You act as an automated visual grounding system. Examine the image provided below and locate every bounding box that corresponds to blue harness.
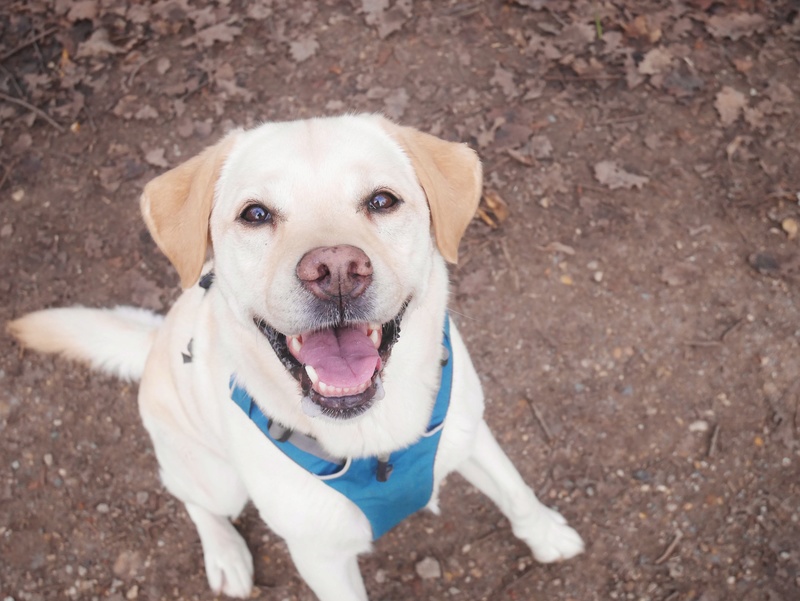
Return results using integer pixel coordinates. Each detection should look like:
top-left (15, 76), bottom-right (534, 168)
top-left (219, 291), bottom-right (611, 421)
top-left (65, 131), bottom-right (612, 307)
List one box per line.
top-left (229, 318), bottom-right (453, 539)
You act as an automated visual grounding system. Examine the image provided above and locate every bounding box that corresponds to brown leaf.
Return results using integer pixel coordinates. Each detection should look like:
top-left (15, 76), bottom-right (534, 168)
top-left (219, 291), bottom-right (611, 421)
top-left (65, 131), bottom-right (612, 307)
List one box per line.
top-left (638, 47), bottom-right (673, 75)
top-left (76, 28), bottom-right (124, 58)
top-left (594, 161), bottom-right (649, 190)
top-left (181, 22), bottom-right (242, 48)
top-left (706, 13), bottom-right (767, 41)
top-left (476, 190), bottom-right (510, 228)
top-left (490, 65), bottom-right (519, 99)
top-left (506, 148), bottom-right (536, 166)
top-left (289, 36), bottom-right (319, 63)
top-left (67, 0), bottom-right (98, 23)
top-left (714, 86), bottom-right (747, 126)
top-left (144, 148), bottom-right (169, 168)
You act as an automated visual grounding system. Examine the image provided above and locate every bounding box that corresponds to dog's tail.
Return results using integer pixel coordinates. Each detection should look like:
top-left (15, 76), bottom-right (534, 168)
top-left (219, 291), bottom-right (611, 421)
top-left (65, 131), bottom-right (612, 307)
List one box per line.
top-left (7, 306), bottom-right (163, 381)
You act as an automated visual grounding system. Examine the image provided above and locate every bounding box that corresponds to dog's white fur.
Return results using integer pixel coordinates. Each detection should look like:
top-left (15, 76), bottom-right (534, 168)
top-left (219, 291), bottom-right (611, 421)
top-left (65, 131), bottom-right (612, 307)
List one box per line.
top-left (9, 115), bottom-right (583, 600)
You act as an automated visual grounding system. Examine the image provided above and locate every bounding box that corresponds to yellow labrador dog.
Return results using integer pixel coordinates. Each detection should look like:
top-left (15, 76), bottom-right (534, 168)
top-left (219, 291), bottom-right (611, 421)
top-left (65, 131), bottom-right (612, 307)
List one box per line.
top-left (9, 115), bottom-right (583, 599)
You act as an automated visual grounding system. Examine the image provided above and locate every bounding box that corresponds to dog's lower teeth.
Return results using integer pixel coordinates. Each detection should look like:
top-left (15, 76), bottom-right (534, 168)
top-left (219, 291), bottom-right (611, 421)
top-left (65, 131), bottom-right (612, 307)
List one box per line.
top-left (301, 395), bottom-right (324, 418)
top-left (373, 374), bottom-right (385, 402)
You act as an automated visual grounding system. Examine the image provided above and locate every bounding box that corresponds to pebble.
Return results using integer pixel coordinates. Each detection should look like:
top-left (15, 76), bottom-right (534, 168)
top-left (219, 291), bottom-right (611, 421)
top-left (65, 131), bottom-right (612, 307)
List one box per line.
top-left (96, 503), bottom-right (110, 514)
top-left (689, 420), bottom-right (709, 433)
top-left (0, 224), bottom-right (12, 237)
top-left (12, 189), bottom-right (24, 202)
top-left (782, 217), bottom-right (798, 240)
top-left (415, 557), bottom-right (441, 580)
top-left (135, 491), bottom-right (149, 505)
top-left (126, 585), bottom-right (139, 600)
top-left (43, 453), bottom-right (53, 467)
top-left (593, 271), bottom-right (604, 282)
top-left (374, 569), bottom-right (387, 584)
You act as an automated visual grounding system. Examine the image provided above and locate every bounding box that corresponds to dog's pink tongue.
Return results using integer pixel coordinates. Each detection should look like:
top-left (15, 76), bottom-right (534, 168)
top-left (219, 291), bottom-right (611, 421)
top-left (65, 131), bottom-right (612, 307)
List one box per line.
top-left (298, 327), bottom-right (379, 388)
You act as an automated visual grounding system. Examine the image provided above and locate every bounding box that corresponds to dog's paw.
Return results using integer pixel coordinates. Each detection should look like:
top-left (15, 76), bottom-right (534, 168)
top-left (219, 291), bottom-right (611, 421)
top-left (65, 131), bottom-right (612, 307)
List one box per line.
top-left (516, 505), bottom-right (585, 563)
top-left (202, 529), bottom-right (254, 598)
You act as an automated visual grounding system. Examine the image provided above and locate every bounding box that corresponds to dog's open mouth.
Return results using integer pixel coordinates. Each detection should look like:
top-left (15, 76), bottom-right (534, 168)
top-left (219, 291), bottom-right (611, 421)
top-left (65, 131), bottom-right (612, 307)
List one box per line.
top-left (254, 304), bottom-right (406, 420)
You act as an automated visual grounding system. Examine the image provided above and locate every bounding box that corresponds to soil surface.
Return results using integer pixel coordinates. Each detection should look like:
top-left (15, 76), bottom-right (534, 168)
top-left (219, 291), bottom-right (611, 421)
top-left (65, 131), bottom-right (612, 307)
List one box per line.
top-left (2, 1), bottom-right (800, 600)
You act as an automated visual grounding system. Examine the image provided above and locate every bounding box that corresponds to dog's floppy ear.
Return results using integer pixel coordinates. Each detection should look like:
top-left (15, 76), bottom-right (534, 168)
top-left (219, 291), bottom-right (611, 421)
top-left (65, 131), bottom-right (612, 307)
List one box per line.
top-left (140, 133), bottom-right (238, 289)
top-left (378, 117), bottom-right (483, 264)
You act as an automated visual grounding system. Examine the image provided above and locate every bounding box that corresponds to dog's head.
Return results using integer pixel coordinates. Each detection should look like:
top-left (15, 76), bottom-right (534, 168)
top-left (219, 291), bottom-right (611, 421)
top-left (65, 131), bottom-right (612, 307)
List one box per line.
top-left (141, 115), bottom-right (481, 420)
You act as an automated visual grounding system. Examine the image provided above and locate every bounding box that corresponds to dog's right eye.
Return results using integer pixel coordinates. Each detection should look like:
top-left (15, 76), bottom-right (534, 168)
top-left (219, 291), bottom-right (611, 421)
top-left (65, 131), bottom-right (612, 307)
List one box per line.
top-left (239, 204), bottom-right (272, 225)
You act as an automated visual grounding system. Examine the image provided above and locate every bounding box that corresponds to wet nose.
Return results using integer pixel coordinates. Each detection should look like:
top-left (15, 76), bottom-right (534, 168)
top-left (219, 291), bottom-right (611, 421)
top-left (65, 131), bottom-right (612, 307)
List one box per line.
top-left (296, 245), bottom-right (373, 300)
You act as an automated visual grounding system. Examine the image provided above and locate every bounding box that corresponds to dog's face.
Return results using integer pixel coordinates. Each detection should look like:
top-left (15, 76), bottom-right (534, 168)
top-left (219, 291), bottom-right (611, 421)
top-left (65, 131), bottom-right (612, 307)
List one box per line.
top-left (140, 115), bottom-right (481, 421)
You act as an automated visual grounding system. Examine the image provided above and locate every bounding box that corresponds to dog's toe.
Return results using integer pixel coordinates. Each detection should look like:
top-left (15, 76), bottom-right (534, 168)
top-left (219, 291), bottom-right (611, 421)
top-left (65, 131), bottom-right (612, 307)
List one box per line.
top-left (516, 505), bottom-right (585, 563)
top-left (203, 529), bottom-right (254, 598)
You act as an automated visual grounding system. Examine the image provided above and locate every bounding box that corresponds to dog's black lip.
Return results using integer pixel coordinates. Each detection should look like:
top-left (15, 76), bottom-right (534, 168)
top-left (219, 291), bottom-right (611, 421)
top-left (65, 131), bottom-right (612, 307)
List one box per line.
top-left (253, 299), bottom-right (409, 419)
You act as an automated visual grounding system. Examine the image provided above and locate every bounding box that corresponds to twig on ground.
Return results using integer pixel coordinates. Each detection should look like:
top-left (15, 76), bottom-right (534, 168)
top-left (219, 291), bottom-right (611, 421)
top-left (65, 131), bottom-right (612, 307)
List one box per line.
top-left (707, 424), bottom-right (721, 458)
top-left (525, 397), bottom-right (553, 442)
top-left (0, 91), bottom-right (65, 133)
top-left (0, 26), bottom-right (59, 63)
top-left (0, 157), bottom-right (20, 191)
top-left (655, 530), bottom-right (684, 565)
top-left (499, 238), bottom-right (520, 292)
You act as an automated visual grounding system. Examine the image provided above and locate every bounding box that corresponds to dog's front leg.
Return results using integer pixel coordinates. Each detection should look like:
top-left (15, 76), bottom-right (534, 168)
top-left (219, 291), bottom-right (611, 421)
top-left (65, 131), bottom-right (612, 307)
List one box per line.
top-left (287, 539), bottom-right (369, 601)
top-left (184, 502), bottom-right (254, 598)
top-left (457, 419), bottom-right (585, 563)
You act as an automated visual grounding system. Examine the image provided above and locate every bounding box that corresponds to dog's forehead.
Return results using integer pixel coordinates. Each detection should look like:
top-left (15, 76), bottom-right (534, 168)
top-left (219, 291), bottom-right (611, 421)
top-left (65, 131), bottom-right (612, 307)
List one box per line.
top-left (219, 116), bottom-right (419, 208)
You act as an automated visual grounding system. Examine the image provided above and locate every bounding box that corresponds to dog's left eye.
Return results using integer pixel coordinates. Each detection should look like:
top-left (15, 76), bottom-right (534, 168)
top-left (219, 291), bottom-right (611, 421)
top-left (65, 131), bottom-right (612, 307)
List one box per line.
top-left (367, 192), bottom-right (400, 212)
top-left (239, 204), bottom-right (272, 224)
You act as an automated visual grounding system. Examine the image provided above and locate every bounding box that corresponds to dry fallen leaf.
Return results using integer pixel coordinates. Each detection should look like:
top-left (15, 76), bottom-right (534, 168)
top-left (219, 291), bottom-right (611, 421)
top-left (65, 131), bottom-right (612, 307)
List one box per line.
top-left (144, 148), bottom-right (169, 168)
top-left (76, 28), bottom-right (124, 58)
top-left (181, 22), bottom-right (243, 48)
top-left (594, 161), bottom-right (649, 190)
top-left (638, 47), bottom-right (673, 75)
top-left (715, 86), bottom-right (747, 126)
top-left (476, 190), bottom-right (510, 228)
top-left (490, 65), bottom-right (519, 99)
top-left (289, 36), bottom-right (320, 63)
top-left (706, 13), bottom-right (767, 41)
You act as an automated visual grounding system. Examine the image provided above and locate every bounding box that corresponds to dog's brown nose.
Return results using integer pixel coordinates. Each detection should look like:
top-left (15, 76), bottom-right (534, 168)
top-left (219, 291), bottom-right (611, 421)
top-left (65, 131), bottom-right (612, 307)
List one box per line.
top-left (296, 245), bottom-right (373, 300)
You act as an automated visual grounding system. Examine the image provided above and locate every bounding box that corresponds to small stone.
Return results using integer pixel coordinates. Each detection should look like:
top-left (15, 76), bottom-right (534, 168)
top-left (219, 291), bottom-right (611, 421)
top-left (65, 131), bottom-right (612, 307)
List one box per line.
top-left (114, 550), bottom-right (142, 579)
top-left (43, 453), bottom-right (53, 467)
top-left (135, 491), bottom-right (149, 505)
top-left (126, 585), bottom-right (139, 600)
top-left (782, 217), bottom-right (798, 240)
top-left (689, 420), bottom-right (709, 433)
top-left (415, 557), bottom-right (441, 580)
top-left (12, 189), bottom-right (24, 202)
top-left (0, 224), bottom-right (12, 237)
top-left (374, 569), bottom-right (387, 584)
top-left (96, 502), bottom-right (110, 513)
top-left (593, 271), bottom-right (604, 283)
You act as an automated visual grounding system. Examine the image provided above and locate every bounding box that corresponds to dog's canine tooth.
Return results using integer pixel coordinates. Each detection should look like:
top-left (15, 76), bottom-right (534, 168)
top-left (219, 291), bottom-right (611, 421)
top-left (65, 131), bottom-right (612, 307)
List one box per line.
top-left (288, 335), bottom-right (303, 354)
top-left (368, 328), bottom-right (380, 348)
top-left (305, 364), bottom-right (319, 384)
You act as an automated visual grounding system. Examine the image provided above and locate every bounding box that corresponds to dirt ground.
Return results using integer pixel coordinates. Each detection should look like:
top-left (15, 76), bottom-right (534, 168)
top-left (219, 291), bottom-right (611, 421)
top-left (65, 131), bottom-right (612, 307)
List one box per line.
top-left (2, 1), bottom-right (799, 600)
